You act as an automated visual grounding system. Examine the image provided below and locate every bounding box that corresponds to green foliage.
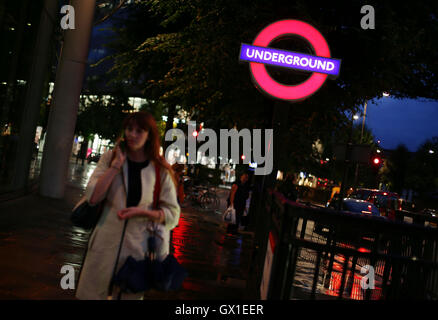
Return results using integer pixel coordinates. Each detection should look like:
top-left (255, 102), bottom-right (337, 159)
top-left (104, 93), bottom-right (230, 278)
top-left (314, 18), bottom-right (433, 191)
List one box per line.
top-left (379, 137), bottom-right (438, 196)
top-left (409, 137), bottom-right (438, 193)
top-left (379, 144), bottom-right (410, 194)
top-left (139, 99), bottom-right (167, 137)
top-left (75, 88), bottom-right (134, 142)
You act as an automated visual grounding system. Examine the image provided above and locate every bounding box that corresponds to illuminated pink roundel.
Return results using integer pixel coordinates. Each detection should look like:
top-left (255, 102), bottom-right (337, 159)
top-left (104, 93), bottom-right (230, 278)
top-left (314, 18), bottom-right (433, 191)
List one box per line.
top-left (249, 20), bottom-right (332, 101)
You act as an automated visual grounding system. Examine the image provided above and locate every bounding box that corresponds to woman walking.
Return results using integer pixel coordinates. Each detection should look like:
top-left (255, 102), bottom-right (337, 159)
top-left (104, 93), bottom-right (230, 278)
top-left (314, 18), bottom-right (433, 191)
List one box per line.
top-left (75, 111), bottom-right (180, 300)
top-left (227, 173), bottom-right (250, 233)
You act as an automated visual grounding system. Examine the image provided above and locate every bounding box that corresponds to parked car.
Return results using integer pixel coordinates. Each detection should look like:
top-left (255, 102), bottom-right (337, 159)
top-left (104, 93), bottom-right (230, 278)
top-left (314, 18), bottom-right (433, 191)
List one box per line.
top-left (349, 188), bottom-right (401, 220)
top-left (398, 198), bottom-right (415, 211)
top-left (420, 208), bottom-right (438, 227)
top-left (315, 198), bottom-right (382, 238)
top-left (327, 197), bottom-right (381, 217)
top-left (87, 152), bottom-right (101, 164)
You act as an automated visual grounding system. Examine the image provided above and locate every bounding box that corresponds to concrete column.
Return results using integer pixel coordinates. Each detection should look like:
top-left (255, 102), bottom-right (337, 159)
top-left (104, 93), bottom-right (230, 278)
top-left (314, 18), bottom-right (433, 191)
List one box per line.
top-left (11, 0), bottom-right (58, 190)
top-left (39, 0), bottom-right (96, 198)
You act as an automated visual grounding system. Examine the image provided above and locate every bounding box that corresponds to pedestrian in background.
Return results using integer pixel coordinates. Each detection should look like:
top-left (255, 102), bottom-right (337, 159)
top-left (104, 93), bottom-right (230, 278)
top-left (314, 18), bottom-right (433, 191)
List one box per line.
top-left (75, 111), bottom-right (180, 300)
top-left (76, 141), bottom-right (88, 165)
top-left (278, 173), bottom-right (298, 202)
top-left (227, 172), bottom-right (250, 234)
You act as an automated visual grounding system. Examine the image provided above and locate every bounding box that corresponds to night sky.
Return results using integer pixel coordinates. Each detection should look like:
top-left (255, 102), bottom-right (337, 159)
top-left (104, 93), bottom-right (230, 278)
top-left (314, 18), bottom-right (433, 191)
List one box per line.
top-left (364, 98), bottom-right (438, 152)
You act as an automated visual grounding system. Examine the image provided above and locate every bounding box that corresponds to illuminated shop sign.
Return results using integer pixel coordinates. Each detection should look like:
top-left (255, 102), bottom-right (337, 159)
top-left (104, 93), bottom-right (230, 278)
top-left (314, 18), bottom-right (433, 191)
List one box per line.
top-left (239, 20), bottom-right (342, 102)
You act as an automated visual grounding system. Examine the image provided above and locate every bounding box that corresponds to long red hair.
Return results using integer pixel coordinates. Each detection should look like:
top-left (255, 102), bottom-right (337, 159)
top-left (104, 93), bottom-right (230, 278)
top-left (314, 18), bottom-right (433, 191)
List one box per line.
top-left (116, 111), bottom-right (177, 187)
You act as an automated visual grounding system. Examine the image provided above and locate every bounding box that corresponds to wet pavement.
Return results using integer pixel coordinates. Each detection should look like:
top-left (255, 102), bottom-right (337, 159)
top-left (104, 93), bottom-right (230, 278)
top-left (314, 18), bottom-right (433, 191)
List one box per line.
top-left (0, 159), bottom-right (256, 299)
top-left (290, 220), bottom-right (385, 300)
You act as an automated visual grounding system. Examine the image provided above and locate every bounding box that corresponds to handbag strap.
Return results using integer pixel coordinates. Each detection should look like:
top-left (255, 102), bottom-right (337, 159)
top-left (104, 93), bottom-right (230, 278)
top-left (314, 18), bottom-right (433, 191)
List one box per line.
top-left (108, 162), bottom-right (129, 300)
top-left (108, 161), bottom-right (162, 299)
top-left (109, 161), bottom-right (160, 299)
top-left (153, 163), bottom-right (161, 209)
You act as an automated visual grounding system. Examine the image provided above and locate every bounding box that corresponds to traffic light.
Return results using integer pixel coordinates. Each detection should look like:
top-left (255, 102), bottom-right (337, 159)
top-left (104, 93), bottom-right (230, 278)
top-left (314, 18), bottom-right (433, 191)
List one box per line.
top-left (371, 154), bottom-right (382, 167)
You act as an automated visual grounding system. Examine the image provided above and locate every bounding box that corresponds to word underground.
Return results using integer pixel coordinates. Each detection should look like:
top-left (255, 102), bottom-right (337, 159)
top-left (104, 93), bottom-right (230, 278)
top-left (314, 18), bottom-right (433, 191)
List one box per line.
top-left (175, 304), bottom-right (263, 317)
top-left (240, 44), bottom-right (341, 77)
top-left (165, 121), bottom-right (273, 175)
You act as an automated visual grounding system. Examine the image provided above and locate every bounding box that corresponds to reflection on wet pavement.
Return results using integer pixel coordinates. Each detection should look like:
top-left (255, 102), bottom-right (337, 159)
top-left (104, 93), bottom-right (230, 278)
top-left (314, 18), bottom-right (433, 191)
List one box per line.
top-left (66, 161), bottom-right (97, 190)
top-left (291, 221), bottom-right (385, 300)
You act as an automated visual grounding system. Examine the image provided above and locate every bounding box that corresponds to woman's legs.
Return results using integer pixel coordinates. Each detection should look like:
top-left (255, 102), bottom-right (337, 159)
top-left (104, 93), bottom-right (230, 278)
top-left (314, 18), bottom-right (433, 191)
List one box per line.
top-left (235, 207), bottom-right (244, 228)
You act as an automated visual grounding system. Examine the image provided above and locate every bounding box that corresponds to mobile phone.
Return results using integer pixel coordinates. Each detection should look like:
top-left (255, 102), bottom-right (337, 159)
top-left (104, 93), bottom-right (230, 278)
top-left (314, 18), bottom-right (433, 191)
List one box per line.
top-left (119, 139), bottom-right (126, 153)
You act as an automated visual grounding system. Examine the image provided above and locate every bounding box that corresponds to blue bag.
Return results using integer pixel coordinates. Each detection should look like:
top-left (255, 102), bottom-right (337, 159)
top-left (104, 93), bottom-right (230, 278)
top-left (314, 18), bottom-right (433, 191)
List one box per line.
top-left (113, 256), bottom-right (151, 293)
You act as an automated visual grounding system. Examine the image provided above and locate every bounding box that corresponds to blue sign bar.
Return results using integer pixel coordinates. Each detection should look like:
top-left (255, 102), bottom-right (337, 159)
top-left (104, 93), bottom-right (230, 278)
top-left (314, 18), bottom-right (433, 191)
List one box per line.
top-left (239, 43), bottom-right (341, 77)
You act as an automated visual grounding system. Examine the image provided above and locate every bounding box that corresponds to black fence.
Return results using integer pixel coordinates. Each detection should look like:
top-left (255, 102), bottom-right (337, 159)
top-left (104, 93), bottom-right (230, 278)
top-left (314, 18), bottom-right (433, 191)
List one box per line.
top-left (261, 191), bottom-right (438, 300)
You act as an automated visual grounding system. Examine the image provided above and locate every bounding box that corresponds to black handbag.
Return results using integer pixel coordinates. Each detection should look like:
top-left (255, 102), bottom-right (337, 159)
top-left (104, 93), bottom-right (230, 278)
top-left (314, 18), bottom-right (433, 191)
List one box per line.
top-left (112, 228), bottom-right (188, 294)
top-left (113, 256), bottom-right (152, 293)
top-left (71, 198), bottom-right (103, 230)
top-left (72, 151), bottom-right (119, 230)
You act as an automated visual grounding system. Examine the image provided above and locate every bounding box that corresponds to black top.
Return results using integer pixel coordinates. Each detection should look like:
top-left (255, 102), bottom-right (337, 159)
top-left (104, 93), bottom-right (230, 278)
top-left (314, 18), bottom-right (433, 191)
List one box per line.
top-left (232, 181), bottom-right (250, 211)
top-left (126, 158), bottom-right (150, 207)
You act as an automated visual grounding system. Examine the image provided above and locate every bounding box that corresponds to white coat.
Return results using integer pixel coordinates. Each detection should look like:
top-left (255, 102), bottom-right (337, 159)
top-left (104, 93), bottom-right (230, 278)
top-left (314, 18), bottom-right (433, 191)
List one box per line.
top-left (75, 150), bottom-right (180, 300)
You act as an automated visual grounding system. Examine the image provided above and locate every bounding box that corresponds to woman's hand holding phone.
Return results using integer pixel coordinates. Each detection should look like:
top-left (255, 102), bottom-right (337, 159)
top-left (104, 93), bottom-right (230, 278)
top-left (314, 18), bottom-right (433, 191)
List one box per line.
top-left (110, 144), bottom-right (126, 170)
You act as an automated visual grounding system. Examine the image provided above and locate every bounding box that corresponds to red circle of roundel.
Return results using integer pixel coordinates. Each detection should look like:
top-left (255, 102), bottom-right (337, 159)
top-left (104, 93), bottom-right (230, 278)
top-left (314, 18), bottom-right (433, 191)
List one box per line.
top-left (250, 20), bottom-right (330, 101)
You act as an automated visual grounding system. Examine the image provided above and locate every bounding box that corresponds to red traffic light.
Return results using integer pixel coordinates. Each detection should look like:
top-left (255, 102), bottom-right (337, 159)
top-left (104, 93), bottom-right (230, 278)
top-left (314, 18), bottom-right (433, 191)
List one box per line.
top-left (372, 157), bottom-right (381, 165)
top-left (192, 130), bottom-right (198, 137)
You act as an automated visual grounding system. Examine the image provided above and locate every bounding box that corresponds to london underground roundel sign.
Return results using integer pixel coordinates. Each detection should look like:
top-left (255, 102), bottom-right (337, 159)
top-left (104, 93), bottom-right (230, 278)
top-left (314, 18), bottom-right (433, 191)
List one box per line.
top-left (239, 20), bottom-right (341, 102)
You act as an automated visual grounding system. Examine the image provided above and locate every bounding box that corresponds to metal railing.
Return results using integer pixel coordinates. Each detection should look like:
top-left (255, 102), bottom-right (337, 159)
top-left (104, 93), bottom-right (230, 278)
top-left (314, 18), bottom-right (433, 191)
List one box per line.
top-left (265, 191), bottom-right (438, 300)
